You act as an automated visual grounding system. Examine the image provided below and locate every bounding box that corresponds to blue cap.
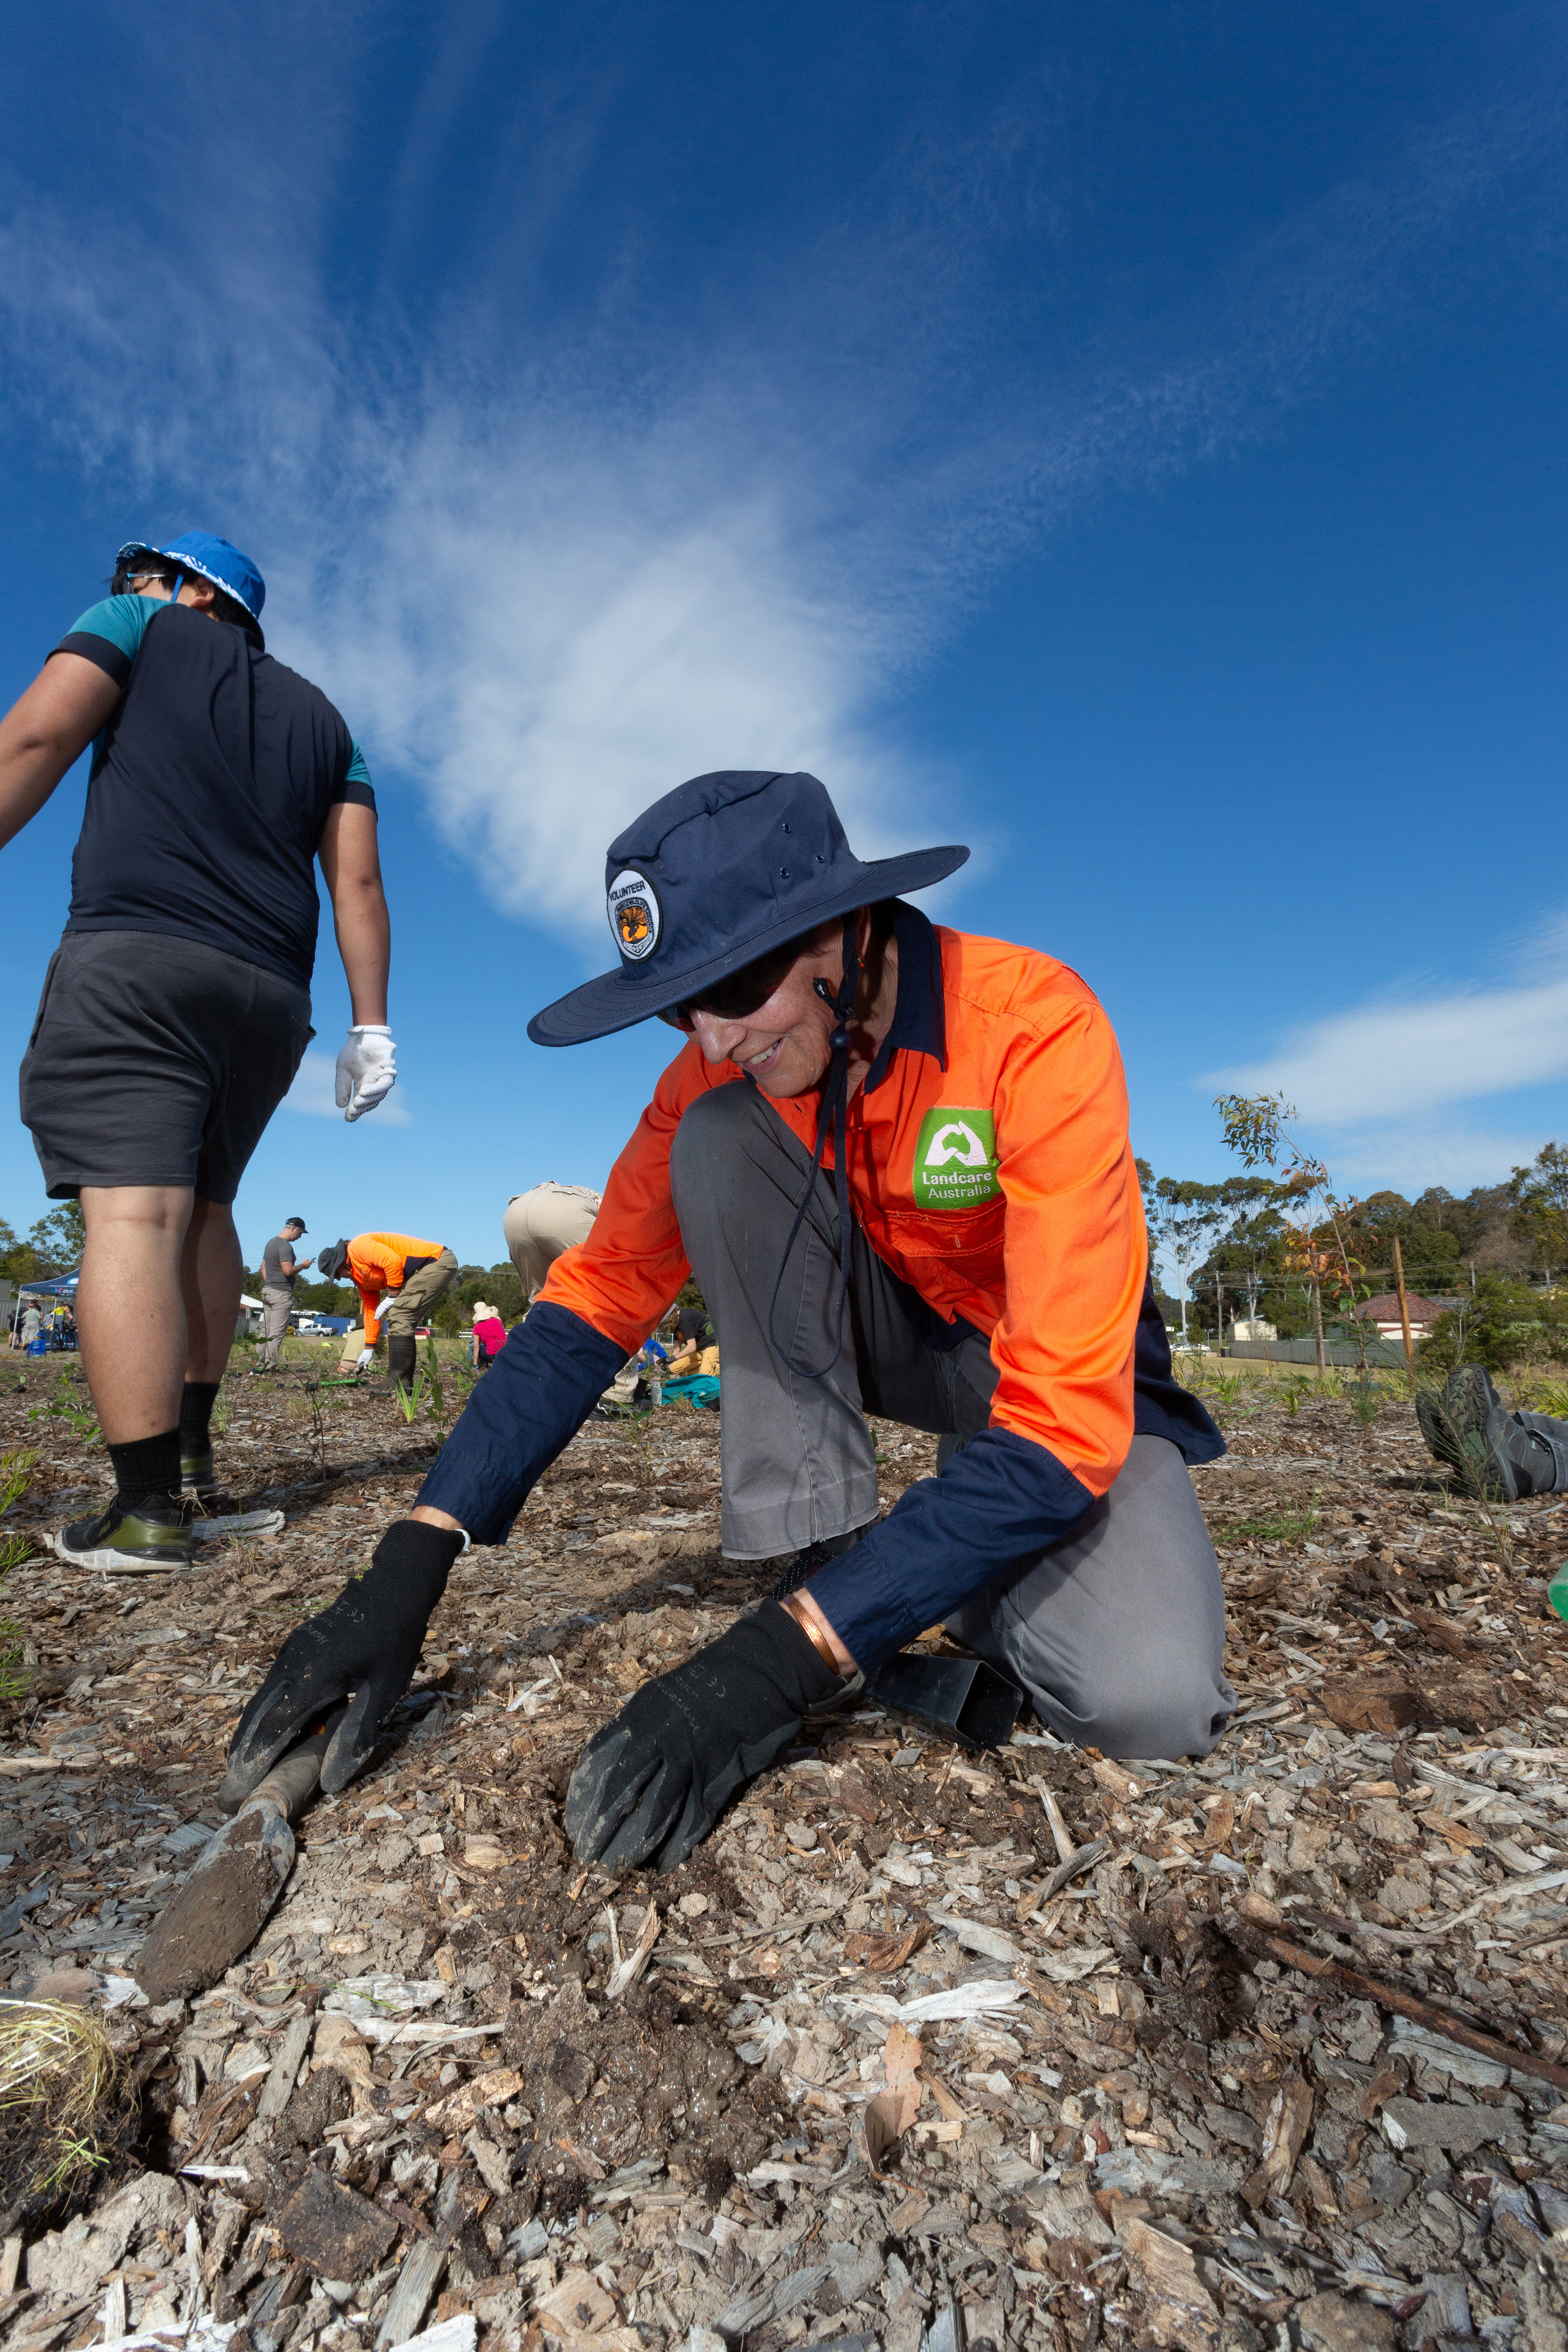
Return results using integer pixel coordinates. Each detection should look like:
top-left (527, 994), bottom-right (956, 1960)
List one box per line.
top-left (526, 769), bottom-right (968, 1047)
top-left (116, 531), bottom-right (265, 622)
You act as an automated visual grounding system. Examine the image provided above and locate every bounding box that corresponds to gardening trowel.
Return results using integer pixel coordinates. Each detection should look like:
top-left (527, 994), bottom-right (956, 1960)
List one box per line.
top-left (866, 1651), bottom-right (1026, 1751)
top-left (134, 1706), bottom-right (345, 2003)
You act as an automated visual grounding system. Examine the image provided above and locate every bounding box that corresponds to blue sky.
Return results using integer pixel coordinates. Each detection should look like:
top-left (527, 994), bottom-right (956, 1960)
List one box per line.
top-left (0, 3), bottom-right (1564, 1275)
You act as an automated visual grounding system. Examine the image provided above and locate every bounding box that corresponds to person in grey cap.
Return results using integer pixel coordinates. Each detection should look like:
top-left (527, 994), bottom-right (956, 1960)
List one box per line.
top-left (225, 768), bottom-right (1229, 1872)
top-left (255, 1217), bottom-right (309, 1378)
top-left (0, 533), bottom-right (398, 1573)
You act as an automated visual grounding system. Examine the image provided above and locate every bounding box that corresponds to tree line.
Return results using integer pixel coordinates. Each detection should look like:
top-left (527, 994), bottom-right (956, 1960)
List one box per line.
top-left (1141, 1125), bottom-right (1568, 1354)
top-left (0, 1202), bottom-right (85, 1287)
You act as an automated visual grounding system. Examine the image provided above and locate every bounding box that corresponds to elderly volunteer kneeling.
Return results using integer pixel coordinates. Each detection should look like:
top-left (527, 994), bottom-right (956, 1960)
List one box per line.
top-left (224, 769), bottom-right (1232, 1870)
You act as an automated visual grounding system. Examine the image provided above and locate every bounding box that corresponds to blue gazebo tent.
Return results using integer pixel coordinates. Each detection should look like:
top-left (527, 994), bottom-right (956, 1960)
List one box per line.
top-left (10, 1270), bottom-right (79, 1337)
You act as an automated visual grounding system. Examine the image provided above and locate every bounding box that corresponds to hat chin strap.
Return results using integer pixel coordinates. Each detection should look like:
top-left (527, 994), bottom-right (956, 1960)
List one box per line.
top-left (767, 912), bottom-right (862, 1380)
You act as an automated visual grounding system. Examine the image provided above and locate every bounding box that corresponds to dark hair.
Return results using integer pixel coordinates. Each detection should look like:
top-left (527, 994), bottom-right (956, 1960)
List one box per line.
top-left (111, 550), bottom-right (257, 634)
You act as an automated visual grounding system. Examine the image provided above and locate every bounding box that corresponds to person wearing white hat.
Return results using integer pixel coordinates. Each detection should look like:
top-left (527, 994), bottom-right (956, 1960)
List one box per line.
top-left (470, 1302), bottom-right (508, 1368)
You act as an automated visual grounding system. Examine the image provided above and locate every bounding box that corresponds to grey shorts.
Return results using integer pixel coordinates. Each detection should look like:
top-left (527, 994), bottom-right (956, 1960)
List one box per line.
top-left (19, 930), bottom-right (313, 1204)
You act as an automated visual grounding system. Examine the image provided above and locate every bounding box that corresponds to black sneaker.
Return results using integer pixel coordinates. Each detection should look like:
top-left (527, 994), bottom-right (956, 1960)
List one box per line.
top-left (769, 1524), bottom-right (868, 1602)
top-left (181, 1444), bottom-right (217, 1495)
top-left (53, 1497), bottom-right (191, 1573)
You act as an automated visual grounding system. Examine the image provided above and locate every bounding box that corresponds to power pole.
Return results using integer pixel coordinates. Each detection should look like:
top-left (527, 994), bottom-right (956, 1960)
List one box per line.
top-left (1391, 1235), bottom-right (1416, 1380)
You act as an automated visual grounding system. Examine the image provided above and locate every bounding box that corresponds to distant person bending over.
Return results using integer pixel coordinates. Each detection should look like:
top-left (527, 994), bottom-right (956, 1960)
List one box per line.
top-left (18, 1305), bottom-right (41, 1354)
top-left (255, 1216), bottom-right (308, 1379)
top-left (0, 532), bottom-right (397, 1572)
top-left (470, 1302), bottom-right (508, 1368)
top-left (503, 1183), bottom-right (603, 1308)
top-left (318, 1233), bottom-right (458, 1394)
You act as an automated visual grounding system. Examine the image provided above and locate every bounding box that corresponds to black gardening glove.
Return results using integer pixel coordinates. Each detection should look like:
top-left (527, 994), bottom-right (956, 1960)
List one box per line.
top-left (222, 1519), bottom-right (464, 1803)
top-left (565, 1599), bottom-right (841, 1873)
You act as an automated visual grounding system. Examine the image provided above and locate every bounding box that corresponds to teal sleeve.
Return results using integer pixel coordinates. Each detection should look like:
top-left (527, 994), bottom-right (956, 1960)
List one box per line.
top-left (62, 596), bottom-right (155, 662)
top-left (346, 739), bottom-right (372, 789)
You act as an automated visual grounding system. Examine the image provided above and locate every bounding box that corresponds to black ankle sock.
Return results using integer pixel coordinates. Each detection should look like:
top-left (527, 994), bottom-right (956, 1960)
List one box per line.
top-left (179, 1381), bottom-right (220, 1452)
top-left (108, 1429), bottom-right (183, 1511)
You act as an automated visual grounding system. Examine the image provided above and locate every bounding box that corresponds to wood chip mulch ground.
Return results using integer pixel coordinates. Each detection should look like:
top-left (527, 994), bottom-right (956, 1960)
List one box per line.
top-left (1, 1354), bottom-right (1567, 2352)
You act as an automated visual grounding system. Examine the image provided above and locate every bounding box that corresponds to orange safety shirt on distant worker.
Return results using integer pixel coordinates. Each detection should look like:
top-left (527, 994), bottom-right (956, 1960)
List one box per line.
top-left (347, 1232), bottom-right (443, 1346)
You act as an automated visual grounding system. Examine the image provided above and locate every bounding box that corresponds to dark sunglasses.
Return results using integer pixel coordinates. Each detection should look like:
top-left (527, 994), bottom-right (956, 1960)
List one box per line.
top-left (657, 937), bottom-right (805, 1030)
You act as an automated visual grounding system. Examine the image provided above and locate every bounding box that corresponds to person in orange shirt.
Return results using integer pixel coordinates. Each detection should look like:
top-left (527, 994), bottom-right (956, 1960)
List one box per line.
top-left (315, 1231), bottom-right (457, 1394)
top-left (227, 772), bottom-right (1230, 1865)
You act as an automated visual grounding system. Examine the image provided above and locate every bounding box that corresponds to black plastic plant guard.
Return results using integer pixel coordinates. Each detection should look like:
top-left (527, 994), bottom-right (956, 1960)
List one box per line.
top-left (865, 1652), bottom-right (1026, 1752)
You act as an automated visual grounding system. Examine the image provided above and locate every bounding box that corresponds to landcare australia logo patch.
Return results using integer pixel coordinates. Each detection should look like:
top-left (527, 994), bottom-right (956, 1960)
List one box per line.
top-left (607, 868), bottom-right (660, 962)
top-left (912, 1106), bottom-right (1001, 1209)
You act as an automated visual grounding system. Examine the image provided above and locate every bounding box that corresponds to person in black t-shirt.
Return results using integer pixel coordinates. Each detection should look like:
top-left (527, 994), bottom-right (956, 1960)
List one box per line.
top-left (0, 531), bottom-right (397, 1573)
top-left (667, 1301), bottom-right (714, 1377)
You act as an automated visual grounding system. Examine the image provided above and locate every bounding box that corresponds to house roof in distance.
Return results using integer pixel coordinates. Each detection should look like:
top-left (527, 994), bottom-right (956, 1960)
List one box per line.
top-left (1354, 1291), bottom-right (1444, 1326)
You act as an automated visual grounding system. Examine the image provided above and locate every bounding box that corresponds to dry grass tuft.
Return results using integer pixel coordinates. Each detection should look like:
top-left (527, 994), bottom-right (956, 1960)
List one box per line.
top-left (0, 1998), bottom-right (126, 2220)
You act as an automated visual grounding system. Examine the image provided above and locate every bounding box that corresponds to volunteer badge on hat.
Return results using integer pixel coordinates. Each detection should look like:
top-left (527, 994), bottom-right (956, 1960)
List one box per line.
top-left (607, 869), bottom-right (660, 961)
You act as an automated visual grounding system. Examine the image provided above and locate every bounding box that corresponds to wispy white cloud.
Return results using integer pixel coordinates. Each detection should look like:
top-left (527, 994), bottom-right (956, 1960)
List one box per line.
top-left (1202, 915), bottom-right (1568, 1196)
top-left (0, 23), bottom-right (1555, 961)
top-left (284, 1051), bottom-right (412, 1127)
top-left (1207, 923), bottom-right (1568, 1126)
top-left (1325, 1124), bottom-right (1550, 1197)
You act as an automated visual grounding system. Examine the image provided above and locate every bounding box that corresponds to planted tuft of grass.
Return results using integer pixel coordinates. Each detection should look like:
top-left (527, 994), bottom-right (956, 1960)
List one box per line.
top-left (0, 1998), bottom-right (127, 2235)
top-left (1228, 1505), bottom-right (1318, 1544)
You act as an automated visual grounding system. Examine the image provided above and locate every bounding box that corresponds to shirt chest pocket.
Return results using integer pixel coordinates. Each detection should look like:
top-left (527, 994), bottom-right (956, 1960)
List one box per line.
top-left (877, 1194), bottom-right (1006, 1267)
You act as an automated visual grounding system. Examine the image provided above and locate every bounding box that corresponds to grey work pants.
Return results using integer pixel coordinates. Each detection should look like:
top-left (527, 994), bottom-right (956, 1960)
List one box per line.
top-left (669, 1083), bottom-right (1234, 1761)
top-left (257, 1285), bottom-right (293, 1369)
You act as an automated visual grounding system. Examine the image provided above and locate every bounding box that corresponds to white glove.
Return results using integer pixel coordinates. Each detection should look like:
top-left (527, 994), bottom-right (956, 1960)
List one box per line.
top-left (356, 1346), bottom-right (377, 1372)
top-left (335, 1026), bottom-right (397, 1122)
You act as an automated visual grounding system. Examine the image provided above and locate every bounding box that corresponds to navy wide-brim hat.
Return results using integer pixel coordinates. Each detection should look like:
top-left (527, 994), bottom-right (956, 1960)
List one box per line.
top-left (528, 770), bottom-right (969, 1047)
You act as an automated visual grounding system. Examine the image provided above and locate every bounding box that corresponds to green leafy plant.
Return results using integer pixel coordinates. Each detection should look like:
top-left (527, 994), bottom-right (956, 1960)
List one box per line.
top-left (1349, 1379), bottom-right (1391, 1431)
top-left (0, 1450), bottom-right (37, 1513)
top-left (423, 1336), bottom-right (445, 1427)
top-left (0, 1455), bottom-right (36, 1702)
top-left (26, 1374), bottom-right (98, 1446)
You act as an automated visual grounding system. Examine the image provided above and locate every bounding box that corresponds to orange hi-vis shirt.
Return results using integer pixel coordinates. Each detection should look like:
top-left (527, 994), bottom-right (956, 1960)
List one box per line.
top-left (541, 920), bottom-right (1146, 1499)
top-left (348, 1232), bottom-right (444, 1346)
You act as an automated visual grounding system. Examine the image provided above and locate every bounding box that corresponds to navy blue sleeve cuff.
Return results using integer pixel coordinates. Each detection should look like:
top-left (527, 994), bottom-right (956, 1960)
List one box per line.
top-left (53, 633), bottom-right (131, 690)
top-left (415, 1301), bottom-right (627, 1543)
top-left (807, 1425), bottom-right (1095, 1673)
top-left (332, 779), bottom-right (377, 812)
top-left (1133, 1278), bottom-right (1225, 1465)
